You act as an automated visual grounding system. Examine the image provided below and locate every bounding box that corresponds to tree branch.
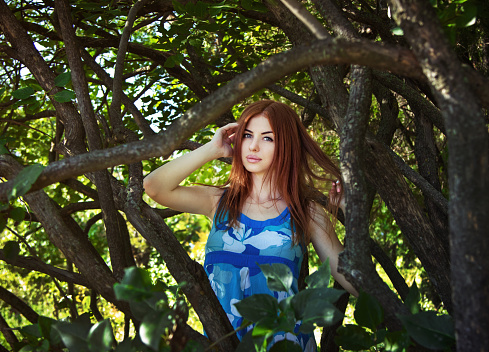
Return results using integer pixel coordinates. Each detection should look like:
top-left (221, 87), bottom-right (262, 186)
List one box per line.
top-left (0, 38), bottom-right (424, 202)
top-left (0, 313), bottom-right (18, 350)
top-left (109, 0), bottom-right (151, 138)
top-left (0, 285), bottom-right (39, 323)
top-left (0, 251), bottom-right (86, 288)
top-left (338, 66), bottom-right (408, 329)
top-left (279, 0), bottom-right (330, 39)
top-left (389, 0), bottom-right (489, 347)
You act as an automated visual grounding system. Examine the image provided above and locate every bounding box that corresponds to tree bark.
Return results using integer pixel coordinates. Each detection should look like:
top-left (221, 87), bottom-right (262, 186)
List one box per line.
top-left (338, 66), bottom-right (408, 330)
top-left (364, 140), bottom-right (452, 312)
top-left (389, 0), bottom-right (489, 349)
top-left (0, 286), bottom-right (39, 324)
top-left (0, 156), bottom-right (129, 316)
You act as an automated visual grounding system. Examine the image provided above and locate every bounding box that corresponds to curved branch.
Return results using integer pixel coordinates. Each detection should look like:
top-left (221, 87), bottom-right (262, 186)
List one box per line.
top-left (0, 313), bottom-right (18, 350)
top-left (109, 0), bottom-right (151, 136)
top-left (0, 38), bottom-right (424, 202)
top-left (386, 144), bottom-right (448, 214)
top-left (279, 0), bottom-right (330, 39)
top-left (0, 286), bottom-right (39, 323)
top-left (0, 251), bottom-right (91, 288)
top-left (373, 70), bottom-right (445, 134)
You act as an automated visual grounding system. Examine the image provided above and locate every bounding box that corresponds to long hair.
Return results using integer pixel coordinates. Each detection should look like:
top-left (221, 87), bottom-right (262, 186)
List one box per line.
top-left (215, 100), bottom-right (343, 246)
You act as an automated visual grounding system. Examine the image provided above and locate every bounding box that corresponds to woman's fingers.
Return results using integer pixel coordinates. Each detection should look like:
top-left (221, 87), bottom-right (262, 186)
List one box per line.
top-left (211, 123), bottom-right (239, 158)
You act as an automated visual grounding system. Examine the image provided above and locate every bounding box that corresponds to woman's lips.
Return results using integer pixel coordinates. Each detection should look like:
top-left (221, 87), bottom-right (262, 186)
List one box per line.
top-left (246, 155), bottom-right (261, 163)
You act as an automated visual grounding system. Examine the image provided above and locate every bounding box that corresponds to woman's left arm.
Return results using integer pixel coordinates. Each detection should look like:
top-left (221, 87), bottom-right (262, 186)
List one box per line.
top-left (309, 203), bottom-right (359, 297)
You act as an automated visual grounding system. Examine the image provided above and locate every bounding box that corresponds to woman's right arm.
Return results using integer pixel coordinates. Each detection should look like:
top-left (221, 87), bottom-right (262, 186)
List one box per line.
top-left (143, 123), bottom-right (239, 218)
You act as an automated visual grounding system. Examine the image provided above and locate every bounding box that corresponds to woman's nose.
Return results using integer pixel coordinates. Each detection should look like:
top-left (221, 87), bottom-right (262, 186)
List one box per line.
top-left (249, 138), bottom-right (259, 151)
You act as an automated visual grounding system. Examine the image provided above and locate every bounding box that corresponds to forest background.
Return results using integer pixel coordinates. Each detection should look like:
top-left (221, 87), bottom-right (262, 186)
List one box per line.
top-left (0, 0), bottom-right (488, 351)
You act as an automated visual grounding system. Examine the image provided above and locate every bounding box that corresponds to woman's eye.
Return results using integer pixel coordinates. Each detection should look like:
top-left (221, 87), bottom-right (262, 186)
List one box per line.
top-left (243, 133), bottom-right (252, 138)
top-left (264, 136), bottom-right (274, 142)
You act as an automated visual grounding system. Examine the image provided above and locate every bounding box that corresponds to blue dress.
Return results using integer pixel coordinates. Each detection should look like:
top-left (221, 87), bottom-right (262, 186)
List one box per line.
top-left (204, 207), bottom-right (317, 351)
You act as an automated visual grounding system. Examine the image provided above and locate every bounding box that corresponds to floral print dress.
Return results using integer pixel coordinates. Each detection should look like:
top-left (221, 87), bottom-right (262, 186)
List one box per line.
top-left (204, 207), bottom-right (317, 351)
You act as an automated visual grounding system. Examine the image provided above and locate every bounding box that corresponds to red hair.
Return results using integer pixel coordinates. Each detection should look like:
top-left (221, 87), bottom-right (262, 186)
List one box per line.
top-left (215, 100), bottom-right (342, 246)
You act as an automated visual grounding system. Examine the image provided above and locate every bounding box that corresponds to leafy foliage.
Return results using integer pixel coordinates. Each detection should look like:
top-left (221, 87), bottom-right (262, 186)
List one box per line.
top-left (17, 267), bottom-right (196, 352)
top-left (234, 261), bottom-right (344, 351)
top-left (335, 285), bottom-right (455, 351)
top-left (0, 0), bottom-right (487, 349)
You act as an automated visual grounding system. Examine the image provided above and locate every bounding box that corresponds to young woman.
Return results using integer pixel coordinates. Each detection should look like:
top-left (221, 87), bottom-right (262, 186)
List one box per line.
top-left (144, 100), bottom-right (357, 351)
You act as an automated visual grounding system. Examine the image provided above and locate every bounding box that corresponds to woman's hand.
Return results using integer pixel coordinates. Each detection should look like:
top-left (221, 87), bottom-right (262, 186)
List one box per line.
top-left (329, 180), bottom-right (345, 213)
top-left (210, 122), bottom-right (239, 158)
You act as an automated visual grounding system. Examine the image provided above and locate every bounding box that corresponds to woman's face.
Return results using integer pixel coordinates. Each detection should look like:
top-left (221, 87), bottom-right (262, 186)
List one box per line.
top-left (241, 114), bottom-right (275, 177)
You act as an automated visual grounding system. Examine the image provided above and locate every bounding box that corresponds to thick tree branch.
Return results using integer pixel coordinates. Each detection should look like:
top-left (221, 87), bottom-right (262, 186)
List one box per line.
top-left (0, 286), bottom-right (39, 323)
top-left (0, 0), bottom-right (86, 155)
top-left (0, 38), bottom-right (424, 202)
top-left (372, 70), bottom-right (446, 134)
top-left (0, 155), bottom-right (128, 315)
top-left (339, 66), bottom-right (407, 329)
top-left (389, 0), bottom-right (489, 348)
top-left (108, 180), bottom-right (239, 351)
top-left (312, 0), bottom-right (358, 39)
top-left (364, 139), bottom-right (452, 312)
top-left (386, 147), bottom-right (448, 214)
top-left (56, 0), bottom-right (132, 281)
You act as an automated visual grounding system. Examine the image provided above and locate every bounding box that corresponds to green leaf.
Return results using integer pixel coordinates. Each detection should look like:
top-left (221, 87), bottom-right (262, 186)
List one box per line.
top-left (384, 330), bottom-right (411, 352)
top-left (19, 324), bottom-right (42, 340)
top-left (404, 282), bottom-right (420, 314)
top-left (391, 27), bottom-right (404, 36)
top-left (128, 291), bottom-right (169, 321)
top-left (354, 291), bottom-right (384, 330)
top-left (88, 320), bottom-right (115, 352)
top-left (252, 316), bottom-right (278, 337)
top-left (299, 300), bottom-right (343, 333)
top-left (334, 324), bottom-right (375, 351)
top-left (114, 266), bottom-right (153, 301)
top-left (39, 316), bottom-right (56, 339)
top-left (455, 3), bottom-right (477, 27)
top-left (305, 259), bottom-right (330, 288)
top-left (291, 287), bottom-right (344, 320)
top-left (163, 53), bottom-right (185, 68)
top-left (10, 207), bottom-right (26, 222)
top-left (139, 310), bottom-right (172, 350)
top-left (277, 296), bottom-right (297, 332)
top-left (12, 87), bottom-right (35, 100)
top-left (259, 263), bottom-right (293, 292)
top-left (269, 340), bottom-right (303, 352)
top-left (186, 1), bottom-right (208, 17)
top-left (8, 164), bottom-right (45, 201)
top-left (234, 294), bottom-right (279, 323)
top-left (0, 136), bottom-right (15, 154)
top-left (235, 330), bottom-right (257, 352)
top-left (54, 72), bottom-right (72, 87)
top-left (53, 314), bottom-right (92, 352)
top-left (398, 311), bottom-right (455, 350)
top-left (53, 89), bottom-right (76, 103)
top-left (3, 241), bottom-right (20, 261)
top-left (241, 0), bottom-right (253, 10)
top-left (172, 0), bottom-right (186, 14)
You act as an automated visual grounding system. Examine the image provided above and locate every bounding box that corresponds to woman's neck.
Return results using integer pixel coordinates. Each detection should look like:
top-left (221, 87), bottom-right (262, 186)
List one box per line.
top-left (247, 176), bottom-right (282, 206)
